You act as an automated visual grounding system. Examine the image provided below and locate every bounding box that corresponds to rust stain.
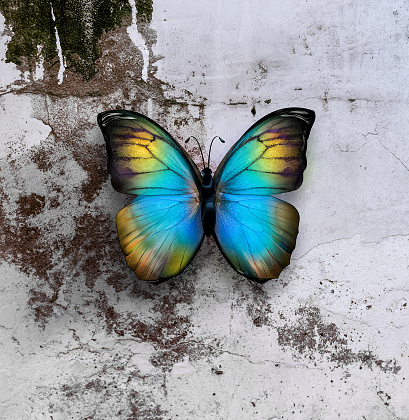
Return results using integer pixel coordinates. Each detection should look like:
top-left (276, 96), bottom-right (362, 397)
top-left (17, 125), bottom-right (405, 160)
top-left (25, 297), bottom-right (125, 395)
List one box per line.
top-left (277, 306), bottom-right (401, 374)
top-left (72, 143), bottom-right (109, 203)
top-left (245, 282), bottom-right (274, 328)
top-left (95, 278), bottom-right (219, 370)
top-left (128, 390), bottom-right (166, 419)
top-left (105, 272), bottom-right (130, 293)
top-left (17, 193), bottom-right (46, 217)
top-left (28, 290), bottom-right (54, 323)
top-left (31, 147), bottom-right (54, 171)
top-left (0, 188), bottom-right (53, 282)
top-left (0, 120), bottom-right (123, 326)
top-left (57, 378), bottom-right (166, 419)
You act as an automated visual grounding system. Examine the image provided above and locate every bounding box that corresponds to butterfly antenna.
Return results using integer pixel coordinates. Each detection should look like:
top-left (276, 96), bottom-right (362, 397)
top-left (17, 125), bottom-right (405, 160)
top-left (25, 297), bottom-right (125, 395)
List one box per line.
top-left (208, 136), bottom-right (225, 168)
top-left (185, 136), bottom-right (206, 169)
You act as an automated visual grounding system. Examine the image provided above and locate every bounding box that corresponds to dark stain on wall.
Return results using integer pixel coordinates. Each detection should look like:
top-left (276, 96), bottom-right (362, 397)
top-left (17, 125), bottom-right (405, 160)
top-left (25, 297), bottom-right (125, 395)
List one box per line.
top-left (0, 130), bottom-right (123, 325)
top-left (96, 276), bottom-right (220, 371)
top-left (55, 375), bottom-right (167, 418)
top-left (71, 143), bottom-right (108, 203)
top-left (277, 306), bottom-right (401, 374)
top-left (0, 0), bottom-right (57, 74)
top-left (0, 0), bottom-right (152, 80)
top-left (17, 193), bottom-right (46, 217)
top-left (128, 390), bottom-right (166, 419)
top-left (246, 282), bottom-right (273, 328)
top-left (0, 182), bottom-right (53, 282)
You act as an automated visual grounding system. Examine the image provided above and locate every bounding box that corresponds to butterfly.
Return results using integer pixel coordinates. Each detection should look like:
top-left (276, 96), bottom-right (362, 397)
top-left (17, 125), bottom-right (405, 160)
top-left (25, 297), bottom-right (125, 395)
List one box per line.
top-left (97, 107), bottom-right (315, 282)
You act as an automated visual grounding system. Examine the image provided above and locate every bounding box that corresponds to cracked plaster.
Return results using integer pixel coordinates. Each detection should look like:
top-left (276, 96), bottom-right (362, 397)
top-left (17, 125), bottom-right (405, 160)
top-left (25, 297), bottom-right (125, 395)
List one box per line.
top-left (0, 0), bottom-right (409, 419)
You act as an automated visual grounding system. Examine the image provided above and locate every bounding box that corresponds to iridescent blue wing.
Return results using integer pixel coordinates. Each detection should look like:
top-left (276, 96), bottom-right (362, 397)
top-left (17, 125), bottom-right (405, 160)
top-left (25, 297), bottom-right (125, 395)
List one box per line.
top-left (213, 108), bottom-right (315, 280)
top-left (98, 110), bottom-right (204, 281)
top-left (214, 194), bottom-right (300, 280)
top-left (214, 108), bottom-right (314, 195)
top-left (116, 195), bottom-right (203, 281)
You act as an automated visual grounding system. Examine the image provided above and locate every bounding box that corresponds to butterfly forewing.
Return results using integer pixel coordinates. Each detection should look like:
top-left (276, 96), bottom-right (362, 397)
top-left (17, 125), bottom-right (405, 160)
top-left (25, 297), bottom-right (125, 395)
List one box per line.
top-left (213, 108), bottom-right (315, 280)
top-left (99, 110), bottom-right (202, 196)
top-left (98, 110), bottom-right (204, 281)
top-left (214, 108), bottom-right (314, 195)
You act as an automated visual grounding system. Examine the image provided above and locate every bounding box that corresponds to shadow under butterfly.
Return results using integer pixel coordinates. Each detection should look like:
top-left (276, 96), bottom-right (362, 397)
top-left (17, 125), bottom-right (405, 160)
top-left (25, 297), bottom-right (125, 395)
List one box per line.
top-left (98, 108), bottom-right (315, 283)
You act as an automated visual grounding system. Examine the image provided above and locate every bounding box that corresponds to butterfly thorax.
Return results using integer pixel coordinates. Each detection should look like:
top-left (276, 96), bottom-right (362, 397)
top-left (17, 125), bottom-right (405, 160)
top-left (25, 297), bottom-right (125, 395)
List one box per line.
top-left (201, 168), bottom-right (216, 238)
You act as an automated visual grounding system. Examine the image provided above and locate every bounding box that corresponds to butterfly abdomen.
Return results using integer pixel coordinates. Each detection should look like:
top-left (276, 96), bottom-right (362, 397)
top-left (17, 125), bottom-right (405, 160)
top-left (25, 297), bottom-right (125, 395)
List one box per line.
top-left (201, 168), bottom-right (216, 237)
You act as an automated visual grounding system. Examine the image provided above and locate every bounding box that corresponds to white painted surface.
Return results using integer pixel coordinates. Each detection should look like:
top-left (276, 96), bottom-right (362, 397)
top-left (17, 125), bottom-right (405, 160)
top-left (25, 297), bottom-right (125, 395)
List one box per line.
top-left (0, 94), bottom-right (51, 157)
top-left (0, 304), bottom-right (18, 328)
top-left (127, 0), bottom-right (149, 81)
top-left (50, 4), bottom-right (65, 84)
top-left (0, 0), bottom-right (408, 418)
top-left (151, 0), bottom-right (409, 260)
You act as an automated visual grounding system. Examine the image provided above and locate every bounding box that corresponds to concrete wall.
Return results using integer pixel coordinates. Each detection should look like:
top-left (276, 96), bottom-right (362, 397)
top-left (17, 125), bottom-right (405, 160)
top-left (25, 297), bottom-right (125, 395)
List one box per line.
top-left (0, 0), bottom-right (408, 418)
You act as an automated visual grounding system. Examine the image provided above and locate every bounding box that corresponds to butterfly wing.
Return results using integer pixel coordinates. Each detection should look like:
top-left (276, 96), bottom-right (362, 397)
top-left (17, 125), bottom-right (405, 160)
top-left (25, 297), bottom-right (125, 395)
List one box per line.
top-left (214, 108), bottom-right (314, 195)
top-left (213, 108), bottom-right (315, 280)
top-left (214, 194), bottom-right (300, 279)
top-left (98, 110), bottom-right (204, 281)
top-left (99, 110), bottom-right (202, 196)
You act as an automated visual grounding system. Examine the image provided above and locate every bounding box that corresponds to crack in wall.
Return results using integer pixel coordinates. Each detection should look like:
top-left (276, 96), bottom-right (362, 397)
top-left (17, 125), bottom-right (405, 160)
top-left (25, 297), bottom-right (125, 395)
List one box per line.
top-left (378, 139), bottom-right (409, 172)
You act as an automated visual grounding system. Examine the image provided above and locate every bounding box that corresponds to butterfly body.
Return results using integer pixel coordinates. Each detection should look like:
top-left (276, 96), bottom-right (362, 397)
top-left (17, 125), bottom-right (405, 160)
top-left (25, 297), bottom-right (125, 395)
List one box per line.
top-left (200, 168), bottom-right (216, 237)
top-left (98, 107), bottom-right (315, 282)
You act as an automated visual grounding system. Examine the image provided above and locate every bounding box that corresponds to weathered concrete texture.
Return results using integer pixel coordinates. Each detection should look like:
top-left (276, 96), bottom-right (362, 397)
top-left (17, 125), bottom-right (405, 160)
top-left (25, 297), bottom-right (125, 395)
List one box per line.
top-left (0, 0), bottom-right (409, 419)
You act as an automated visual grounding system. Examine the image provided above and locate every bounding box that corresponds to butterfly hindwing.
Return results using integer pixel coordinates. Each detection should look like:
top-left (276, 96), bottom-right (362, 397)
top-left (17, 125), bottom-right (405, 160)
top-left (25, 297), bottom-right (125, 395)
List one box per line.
top-left (116, 195), bottom-right (203, 281)
top-left (98, 110), bottom-right (204, 281)
top-left (214, 194), bottom-right (300, 279)
top-left (214, 108), bottom-right (315, 279)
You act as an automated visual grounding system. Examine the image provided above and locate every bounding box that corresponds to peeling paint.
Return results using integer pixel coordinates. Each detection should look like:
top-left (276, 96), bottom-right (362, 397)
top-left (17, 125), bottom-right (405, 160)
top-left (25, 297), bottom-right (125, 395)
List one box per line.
top-left (0, 0), bottom-right (154, 82)
top-left (50, 3), bottom-right (65, 84)
top-left (127, 0), bottom-right (149, 81)
top-left (1, 0), bottom-right (409, 418)
top-left (277, 306), bottom-right (402, 374)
